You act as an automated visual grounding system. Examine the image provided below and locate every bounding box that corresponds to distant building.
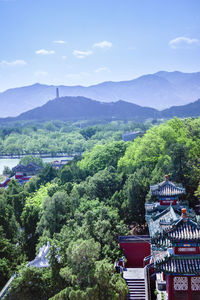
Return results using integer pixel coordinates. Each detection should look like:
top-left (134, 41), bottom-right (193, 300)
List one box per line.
top-left (122, 131), bottom-right (144, 142)
top-left (51, 159), bottom-right (69, 169)
top-left (12, 162), bottom-right (42, 179)
top-left (0, 162), bottom-right (42, 189)
top-left (56, 87), bottom-right (59, 99)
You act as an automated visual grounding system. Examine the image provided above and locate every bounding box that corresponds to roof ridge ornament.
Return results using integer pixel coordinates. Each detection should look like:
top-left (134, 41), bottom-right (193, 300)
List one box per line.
top-left (181, 208), bottom-right (188, 222)
top-left (165, 174), bottom-right (169, 181)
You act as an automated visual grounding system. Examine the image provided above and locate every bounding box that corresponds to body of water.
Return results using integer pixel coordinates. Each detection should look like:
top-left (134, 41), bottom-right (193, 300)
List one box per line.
top-left (0, 156), bottom-right (73, 175)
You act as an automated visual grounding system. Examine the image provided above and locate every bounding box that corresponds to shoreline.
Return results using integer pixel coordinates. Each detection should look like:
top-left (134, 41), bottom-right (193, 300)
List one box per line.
top-left (0, 153), bottom-right (79, 159)
top-left (0, 155), bottom-right (76, 175)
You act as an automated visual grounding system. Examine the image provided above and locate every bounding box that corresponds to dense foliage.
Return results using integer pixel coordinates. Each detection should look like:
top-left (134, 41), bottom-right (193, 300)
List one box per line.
top-left (1, 118), bottom-right (200, 299)
top-left (0, 120), bottom-right (147, 156)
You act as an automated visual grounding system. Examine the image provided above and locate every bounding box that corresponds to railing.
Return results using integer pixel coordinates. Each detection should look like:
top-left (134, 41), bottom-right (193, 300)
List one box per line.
top-left (0, 153), bottom-right (79, 159)
top-left (0, 273), bottom-right (17, 299)
top-left (144, 263), bottom-right (154, 300)
top-left (143, 255), bottom-right (152, 267)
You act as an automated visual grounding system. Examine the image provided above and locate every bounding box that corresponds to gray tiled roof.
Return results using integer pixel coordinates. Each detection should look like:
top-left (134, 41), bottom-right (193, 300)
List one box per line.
top-left (151, 218), bottom-right (200, 249)
top-left (165, 218), bottom-right (200, 241)
top-left (150, 180), bottom-right (185, 197)
top-left (155, 255), bottom-right (200, 275)
top-left (147, 206), bottom-right (179, 238)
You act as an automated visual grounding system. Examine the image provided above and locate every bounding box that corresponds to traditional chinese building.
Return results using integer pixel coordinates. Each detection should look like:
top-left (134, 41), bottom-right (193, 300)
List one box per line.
top-left (117, 175), bottom-right (200, 299)
top-left (147, 176), bottom-right (200, 300)
top-left (152, 207), bottom-right (200, 300)
top-left (118, 175), bottom-right (200, 299)
top-left (150, 174), bottom-right (185, 206)
top-left (12, 162), bottom-right (42, 178)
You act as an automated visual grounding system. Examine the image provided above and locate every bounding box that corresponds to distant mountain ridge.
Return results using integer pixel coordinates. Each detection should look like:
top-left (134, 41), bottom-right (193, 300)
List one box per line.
top-left (161, 98), bottom-right (200, 118)
top-left (1, 71), bottom-right (200, 118)
top-left (2, 97), bottom-right (157, 122)
top-left (1, 95), bottom-right (200, 123)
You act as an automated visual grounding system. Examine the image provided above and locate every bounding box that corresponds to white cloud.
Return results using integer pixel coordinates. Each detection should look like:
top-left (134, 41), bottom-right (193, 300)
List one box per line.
top-left (0, 59), bottom-right (27, 67)
top-left (73, 50), bottom-right (93, 59)
top-left (94, 67), bottom-right (110, 73)
top-left (169, 37), bottom-right (199, 49)
top-left (34, 70), bottom-right (48, 77)
top-left (53, 40), bottom-right (67, 44)
top-left (35, 49), bottom-right (55, 55)
top-left (93, 41), bottom-right (112, 49)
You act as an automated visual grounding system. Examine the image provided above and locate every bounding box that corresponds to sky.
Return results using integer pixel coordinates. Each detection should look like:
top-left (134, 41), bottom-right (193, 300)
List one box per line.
top-left (0, 0), bottom-right (200, 91)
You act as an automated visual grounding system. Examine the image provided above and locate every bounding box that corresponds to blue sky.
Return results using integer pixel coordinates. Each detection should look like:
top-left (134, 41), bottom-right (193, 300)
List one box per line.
top-left (0, 0), bottom-right (200, 91)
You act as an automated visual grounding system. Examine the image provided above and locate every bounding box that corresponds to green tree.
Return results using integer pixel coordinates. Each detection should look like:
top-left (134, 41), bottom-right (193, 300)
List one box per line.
top-left (37, 191), bottom-right (70, 237)
top-left (6, 267), bottom-right (53, 300)
top-left (123, 167), bottom-right (150, 224)
top-left (80, 126), bottom-right (97, 140)
top-left (38, 164), bottom-right (58, 185)
top-left (2, 166), bottom-right (13, 176)
top-left (85, 167), bottom-right (122, 202)
top-left (0, 196), bottom-right (19, 242)
top-left (65, 238), bottom-right (101, 288)
top-left (19, 155), bottom-right (43, 167)
top-left (21, 184), bottom-right (50, 258)
top-left (78, 141), bottom-right (127, 176)
top-left (94, 259), bottom-right (128, 300)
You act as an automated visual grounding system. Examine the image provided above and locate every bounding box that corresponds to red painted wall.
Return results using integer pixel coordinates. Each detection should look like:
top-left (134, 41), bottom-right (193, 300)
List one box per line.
top-left (0, 178), bottom-right (10, 187)
top-left (119, 242), bottom-right (151, 267)
top-left (15, 174), bottom-right (23, 179)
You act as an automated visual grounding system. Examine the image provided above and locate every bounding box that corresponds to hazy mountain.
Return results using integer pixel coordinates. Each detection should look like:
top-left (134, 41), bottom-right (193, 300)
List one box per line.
top-left (2, 96), bottom-right (157, 122)
top-left (1, 71), bottom-right (200, 117)
top-left (3, 95), bottom-right (200, 123)
top-left (160, 98), bottom-right (200, 118)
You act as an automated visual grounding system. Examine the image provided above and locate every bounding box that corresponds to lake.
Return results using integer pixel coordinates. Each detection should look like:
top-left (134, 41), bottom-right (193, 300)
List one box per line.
top-left (0, 156), bottom-right (73, 175)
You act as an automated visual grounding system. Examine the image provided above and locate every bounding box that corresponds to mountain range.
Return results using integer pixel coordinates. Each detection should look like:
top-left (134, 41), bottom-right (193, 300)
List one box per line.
top-left (2, 96), bottom-right (200, 123)
top-left (1, 71), bottom-right (200, 118)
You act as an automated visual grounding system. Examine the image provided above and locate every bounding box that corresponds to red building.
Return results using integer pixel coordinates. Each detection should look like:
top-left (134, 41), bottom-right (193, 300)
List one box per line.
top-left (117, 176), bottom-right (199, 299)
top-left (119, 235), bottom-right (151, 268)
top-left (147, 176), bottom-right (200, 300)
top-left (153, 208), bottom-right (200, 300)
top-left (12, 162), bottom-right (42, 179)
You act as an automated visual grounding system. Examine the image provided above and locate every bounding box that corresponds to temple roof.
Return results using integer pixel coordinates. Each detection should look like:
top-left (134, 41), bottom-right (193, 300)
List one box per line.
top-left (166, 219), bottom-right (200, 242)
top-left (155, 255), bottom-right (200, 275)
top-left (12, 162), bottom-right (42, 173)
top-left (151, 209), bottom-right (200, 248)
top-left (150, 175), bottom-right (185, 197)
top-left (147, 206), bottom-right (179, 238)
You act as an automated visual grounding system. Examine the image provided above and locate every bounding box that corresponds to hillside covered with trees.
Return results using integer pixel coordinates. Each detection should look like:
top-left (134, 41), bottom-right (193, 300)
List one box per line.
top-left (2, 96), bottom-right (200, 124)
top-left (1, 117), bottom-right (200, 299)
top-left (0, 120), bottom-right (148, 156)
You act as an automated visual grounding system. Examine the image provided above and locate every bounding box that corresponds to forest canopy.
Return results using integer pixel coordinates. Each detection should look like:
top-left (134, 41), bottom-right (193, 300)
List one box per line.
top-left (1, 117), bottom-right (200, 299)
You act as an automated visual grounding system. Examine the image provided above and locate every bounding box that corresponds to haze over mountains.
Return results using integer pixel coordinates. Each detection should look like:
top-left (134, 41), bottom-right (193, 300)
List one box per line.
top-left (1, 71), bottom-right (200, 118)
top-left (2, 96), bottom-right (200, 123)
top-left (5, 97), bottom-right (157, 122)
